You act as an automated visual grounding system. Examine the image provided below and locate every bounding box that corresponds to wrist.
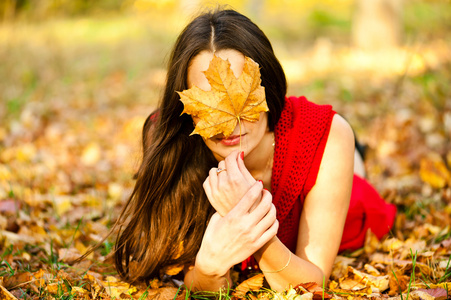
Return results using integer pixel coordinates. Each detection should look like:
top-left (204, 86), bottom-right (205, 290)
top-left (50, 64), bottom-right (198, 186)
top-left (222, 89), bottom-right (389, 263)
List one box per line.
top-left (254, 236), bottom-right (278, 258)
top-left (195, 252), bottom-right (230, 277)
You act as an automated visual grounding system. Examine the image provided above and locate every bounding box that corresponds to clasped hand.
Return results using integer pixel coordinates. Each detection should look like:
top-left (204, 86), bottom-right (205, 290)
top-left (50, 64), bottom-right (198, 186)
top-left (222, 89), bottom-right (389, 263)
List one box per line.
top-left (196, 150), bottom-right (278, 276)
top-left (203, 150), bottom-right (256, 216)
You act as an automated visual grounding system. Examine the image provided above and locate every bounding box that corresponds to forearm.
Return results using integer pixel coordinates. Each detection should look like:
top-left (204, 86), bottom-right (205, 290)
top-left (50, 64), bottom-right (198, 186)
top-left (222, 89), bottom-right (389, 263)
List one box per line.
top-left (184, 265), bottom-right (232, 292)
top-left (253, 237), bottom-right (326, 292)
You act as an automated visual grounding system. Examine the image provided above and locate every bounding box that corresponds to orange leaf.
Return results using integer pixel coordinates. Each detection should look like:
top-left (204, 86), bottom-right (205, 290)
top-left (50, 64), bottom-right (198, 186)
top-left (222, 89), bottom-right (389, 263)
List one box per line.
top-left (0, 285), bottom-right (18, 300)
top-left (420, 153), bottom-right (451, 188)
top-left (294, 282), bottom-right (332, 299)
top-left (178, 55), bottom-right (268, 139)
top-left (233, 273), bottom-right (264, 298)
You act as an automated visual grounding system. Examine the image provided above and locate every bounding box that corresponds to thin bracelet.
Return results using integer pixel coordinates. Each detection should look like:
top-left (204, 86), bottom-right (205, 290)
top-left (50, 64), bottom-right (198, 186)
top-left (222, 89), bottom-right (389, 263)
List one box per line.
top-left (260, 252), bottom-right (292, 273)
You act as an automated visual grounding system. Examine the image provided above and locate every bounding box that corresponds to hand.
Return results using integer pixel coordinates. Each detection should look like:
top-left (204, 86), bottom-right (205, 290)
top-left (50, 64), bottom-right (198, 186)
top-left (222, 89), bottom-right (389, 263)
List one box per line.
top-left (203, 150), bottom-right (256, 216)
top-left (195, 182), bottom-right (278, 276)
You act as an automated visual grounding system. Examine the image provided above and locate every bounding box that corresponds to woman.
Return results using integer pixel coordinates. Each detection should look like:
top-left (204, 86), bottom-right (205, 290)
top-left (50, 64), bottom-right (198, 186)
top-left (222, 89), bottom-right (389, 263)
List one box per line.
top-left (114, 9), bottom-right (396, 292)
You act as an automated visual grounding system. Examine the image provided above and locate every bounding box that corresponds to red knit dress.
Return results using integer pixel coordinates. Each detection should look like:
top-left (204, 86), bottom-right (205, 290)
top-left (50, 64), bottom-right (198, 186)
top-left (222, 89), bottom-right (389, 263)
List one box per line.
top-left (271, 96), bottom-right (396, 253)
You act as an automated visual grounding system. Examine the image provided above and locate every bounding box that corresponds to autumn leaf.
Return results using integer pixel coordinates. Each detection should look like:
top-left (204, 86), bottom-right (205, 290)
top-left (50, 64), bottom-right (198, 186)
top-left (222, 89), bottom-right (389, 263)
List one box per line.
top-left (232, 273), bottom-right (264, 298)
top-left (294, 282), bottom-right (332, 300)
top-left (0, 285), bottom-right (17, 300)
top-left (416, 288), bottom-right (448, 300)
top-left (420, 153), bottom-right (451, 188)
top-left (177, 55), bottom-right (268, 139)
top-left (1, 7), bottom-right (451, 300)
top-left (165, 241), bottom-right (184, 275)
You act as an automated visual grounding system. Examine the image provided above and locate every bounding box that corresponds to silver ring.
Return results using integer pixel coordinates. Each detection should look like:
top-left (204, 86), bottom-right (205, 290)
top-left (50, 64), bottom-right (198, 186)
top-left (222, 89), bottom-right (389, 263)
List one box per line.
top-left (216, 168), bottom-right (227, 174)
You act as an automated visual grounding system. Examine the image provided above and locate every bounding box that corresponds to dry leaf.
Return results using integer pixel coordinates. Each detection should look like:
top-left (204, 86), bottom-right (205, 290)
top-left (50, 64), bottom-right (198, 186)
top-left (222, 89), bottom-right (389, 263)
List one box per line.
top-left (331, 256), bottom-right (355, 279)
top-left (58, 247), bottom-right (82, 263)
top-left (420, 153), bottom-right (451, 188)
top-left (233, 273), bottom-right (264, 297)
top-left (0, 285), bottom-right (18, 300)
top-left (364, 264), bottom-right (381, 276)
top-left (3, 272), bottom-right (32, 290)
top-left (294, 282), bottom-right (332, 300)
top-left (388, 270), bottom-right (409, 296)
top-left (146, 287), bottom-right (184, 300)
top-left (329, 280), bottom-right (372, 298)
top-left (178, 55), bottom-right (268, 139)
top-left (45, 282), bottom-right (69, 295)
top-left (364, 229), bottom-right (380, 254)
top-left (101, 276), bottom-right (137, 298)
top-left (416, 288), bottom-right (448, 300)
top-left (165, 241), bottom-right (184, 276)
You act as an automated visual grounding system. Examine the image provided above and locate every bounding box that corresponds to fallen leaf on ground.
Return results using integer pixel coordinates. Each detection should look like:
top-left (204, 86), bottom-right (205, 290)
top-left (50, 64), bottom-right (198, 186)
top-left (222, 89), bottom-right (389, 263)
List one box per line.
top-left (233, 273), bottom-right (264, 298)
top-left (0, 285), bottom-right (17, 300)
top-left (416, 288), bottom-right (448, 300)
top-left (420, 153), bottom-right (451, 188)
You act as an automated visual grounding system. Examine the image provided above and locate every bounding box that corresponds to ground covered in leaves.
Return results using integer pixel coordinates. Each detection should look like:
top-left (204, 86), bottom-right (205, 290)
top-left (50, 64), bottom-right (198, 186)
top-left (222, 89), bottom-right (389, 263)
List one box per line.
top-left (1, 2), bottom-right (451, 299)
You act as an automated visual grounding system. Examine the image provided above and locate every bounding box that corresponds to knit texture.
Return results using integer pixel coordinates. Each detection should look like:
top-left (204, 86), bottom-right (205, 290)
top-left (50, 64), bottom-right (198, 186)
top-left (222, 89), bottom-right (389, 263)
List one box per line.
top-left (272, 96), bottom-right (335, 252)
top-left (271, 96), bottom-right (396, 254)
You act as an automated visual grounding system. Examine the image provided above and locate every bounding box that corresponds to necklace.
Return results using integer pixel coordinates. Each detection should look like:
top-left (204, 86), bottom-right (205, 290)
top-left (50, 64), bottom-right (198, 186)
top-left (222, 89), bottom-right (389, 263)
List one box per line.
top-left (261, 133), bottom-right (275, 188)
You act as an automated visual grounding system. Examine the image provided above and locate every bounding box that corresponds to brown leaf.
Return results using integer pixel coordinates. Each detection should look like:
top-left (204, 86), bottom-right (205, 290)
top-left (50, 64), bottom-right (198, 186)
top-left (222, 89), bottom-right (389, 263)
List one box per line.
top-left (178, 55), bottom-right (268, 139)
top-left (58, 247), bottom-right (82, 263)
top-left (294, 282), bottom-right (332, 300)
top-left (144, 287), bottom-right (184, 300)
top-left (4, 272), bottom-right (33, 289)
top-left (416, 288), bottom-right (448, 300)
top-left (233, 274), bottom-right (264, 298)
top-left (388, 270), bottom-right (409, 296)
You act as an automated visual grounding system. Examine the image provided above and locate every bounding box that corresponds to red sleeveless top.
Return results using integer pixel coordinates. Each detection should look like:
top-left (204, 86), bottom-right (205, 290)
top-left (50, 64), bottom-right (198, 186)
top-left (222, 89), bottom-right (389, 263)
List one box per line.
top-left (272, 96), bottom-right (396, 253)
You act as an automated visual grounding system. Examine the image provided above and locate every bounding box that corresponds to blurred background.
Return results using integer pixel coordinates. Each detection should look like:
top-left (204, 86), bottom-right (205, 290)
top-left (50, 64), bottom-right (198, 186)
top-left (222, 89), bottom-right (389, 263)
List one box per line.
top-left (0, 0), bottom-right (450, 263)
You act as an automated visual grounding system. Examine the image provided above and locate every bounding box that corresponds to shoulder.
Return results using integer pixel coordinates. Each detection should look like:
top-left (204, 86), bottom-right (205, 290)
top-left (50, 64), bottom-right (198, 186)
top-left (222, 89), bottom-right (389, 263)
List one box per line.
top-left (317, 114), bottom-right (355, 183)
top-left (328, 115), bottom-right (354, 149)
top-left (320, 114), bottom-right (355, 171)
top-left (304, 114), bottom-right (354, 212)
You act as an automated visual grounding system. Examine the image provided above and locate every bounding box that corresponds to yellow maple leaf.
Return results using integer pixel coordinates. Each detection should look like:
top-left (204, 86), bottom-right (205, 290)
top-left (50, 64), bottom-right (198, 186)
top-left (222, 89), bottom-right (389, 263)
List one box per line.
top-left (177, 55), bottom-right (268, 139)
top-left (420, 153), bottom-right (451, 188)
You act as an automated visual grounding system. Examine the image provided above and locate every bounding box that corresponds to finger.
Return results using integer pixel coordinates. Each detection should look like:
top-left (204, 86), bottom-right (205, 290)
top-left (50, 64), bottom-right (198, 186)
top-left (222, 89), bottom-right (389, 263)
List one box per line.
top-left (216, 160), bottom-right (229, 179)
top-left (249, 189), bottom-right (273, 225)
top-left (224, 150), bottom-right (242, 180)
top-left (203, 176), bottom-right (213, 200)
top-left (218, 160), bottom-right (226, 170)
top-left (255, 219), bottom-right (279, 250)
top-left (253, 203), bottom-right (277, 235)
top-left (237, 151), bottom-right (257, 184)
top-left (230, 180), bottom-right (263, 215)
top-left (208, 167), bottom-right (219, 190)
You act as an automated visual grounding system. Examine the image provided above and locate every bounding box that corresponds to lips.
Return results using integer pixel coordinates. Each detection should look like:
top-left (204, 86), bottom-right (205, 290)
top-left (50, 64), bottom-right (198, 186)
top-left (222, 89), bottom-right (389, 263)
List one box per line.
top-left (218, 134), bottom-right (246, 146)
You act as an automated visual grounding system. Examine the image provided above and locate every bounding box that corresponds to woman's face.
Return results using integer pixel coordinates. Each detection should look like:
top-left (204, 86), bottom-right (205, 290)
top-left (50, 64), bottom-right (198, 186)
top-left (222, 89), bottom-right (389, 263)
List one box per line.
top-left (187, 49), bottom-right (269, 161)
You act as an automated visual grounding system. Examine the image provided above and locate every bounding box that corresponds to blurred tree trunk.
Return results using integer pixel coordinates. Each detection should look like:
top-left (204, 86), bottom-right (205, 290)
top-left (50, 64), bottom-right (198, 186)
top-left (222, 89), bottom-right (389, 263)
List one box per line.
top-left (352, 0), bottom-right (403, 50)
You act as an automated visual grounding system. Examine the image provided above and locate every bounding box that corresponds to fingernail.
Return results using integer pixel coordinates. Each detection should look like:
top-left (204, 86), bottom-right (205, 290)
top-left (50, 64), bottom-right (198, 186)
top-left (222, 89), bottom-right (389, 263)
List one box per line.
top-left (258, 180), bottom-right (263, 184)
top-left (263, 188), bottom-right (269, 191)
top-left (240, 151), bottom-right (244, 160)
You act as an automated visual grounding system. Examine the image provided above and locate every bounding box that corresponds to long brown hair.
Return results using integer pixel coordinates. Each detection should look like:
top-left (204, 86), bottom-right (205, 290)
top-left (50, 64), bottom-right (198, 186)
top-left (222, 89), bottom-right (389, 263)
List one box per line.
top-left (114, 8), bottom-right (287, 282)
